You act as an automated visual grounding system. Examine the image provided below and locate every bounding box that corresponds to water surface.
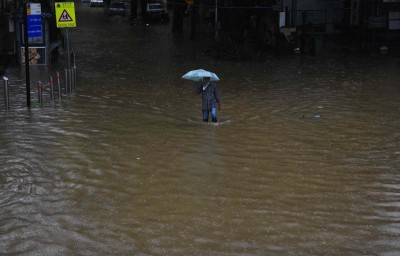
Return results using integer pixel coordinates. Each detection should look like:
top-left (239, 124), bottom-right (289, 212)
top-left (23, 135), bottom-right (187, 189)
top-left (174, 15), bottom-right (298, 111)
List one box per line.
top-left (1, 3), bottom-right (400, 255)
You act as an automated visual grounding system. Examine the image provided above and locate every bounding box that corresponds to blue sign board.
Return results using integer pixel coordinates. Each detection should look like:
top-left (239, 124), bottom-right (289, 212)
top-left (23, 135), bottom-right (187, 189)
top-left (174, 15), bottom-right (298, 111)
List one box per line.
top-left (27, 3), bottom-right (42, 41)
top-left (27, 15), bottom-right (42, 38)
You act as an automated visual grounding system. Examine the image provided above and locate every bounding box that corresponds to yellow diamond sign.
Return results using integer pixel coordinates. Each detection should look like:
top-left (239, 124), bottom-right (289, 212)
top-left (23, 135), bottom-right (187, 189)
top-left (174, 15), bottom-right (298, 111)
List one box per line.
top-left (55, 2), bottom-right (76, 28)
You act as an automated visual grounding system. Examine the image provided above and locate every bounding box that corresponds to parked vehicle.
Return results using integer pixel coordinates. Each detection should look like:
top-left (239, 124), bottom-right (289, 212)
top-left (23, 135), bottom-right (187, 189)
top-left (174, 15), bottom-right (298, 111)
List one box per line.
top-left (90, 0), bottom-right (104, 7)
top-left (109, 1), bottom-right (125, 16)
top-left (146, 2), bottom-right (169, 22)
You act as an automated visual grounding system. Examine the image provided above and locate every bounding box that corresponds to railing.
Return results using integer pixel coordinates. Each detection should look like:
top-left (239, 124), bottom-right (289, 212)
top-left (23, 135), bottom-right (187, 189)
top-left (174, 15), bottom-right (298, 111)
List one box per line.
top-left (286, 10), bottom-right (327, 27)
top-left (2, 66), bottom-right (77, 110)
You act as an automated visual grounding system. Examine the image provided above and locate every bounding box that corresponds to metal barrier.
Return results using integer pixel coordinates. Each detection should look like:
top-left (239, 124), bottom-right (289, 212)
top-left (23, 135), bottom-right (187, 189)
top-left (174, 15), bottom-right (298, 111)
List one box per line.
top-left (64, 66), bottom-right (77, 95)
top-left (3, 77), bottom-right (9, 111)
top-left (36, 67), bottom-right (77, 104)
top-left (65, 69), bottom-right (69, 95)
top-left (50, 76), bottom-right (55, 101)
top-left (38, 81), bottom-right (43, 104)
top-left (1, 66), bottom-right (77, 110)
top-left (56, 72), bottom-right (62, 100)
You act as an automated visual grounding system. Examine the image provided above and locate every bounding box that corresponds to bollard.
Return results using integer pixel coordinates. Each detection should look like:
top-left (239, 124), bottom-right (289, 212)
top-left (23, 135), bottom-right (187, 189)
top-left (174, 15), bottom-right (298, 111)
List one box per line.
top-left (73, 66), bottom-right (77, 92)
top-left (65, 69), bottom-right (69, 95)
top-left (56, 72), bottom-right (61, 100)
top-left (38, 81), bottom-right (43, 104)
top-left (50, 76), bottom-right (55, 101)
top-left (69, 68), bottom-right (73, 93)
top-left (3, 77), bottom-right (9, 110)
top-left (70, 68), bottom-right (73, 93)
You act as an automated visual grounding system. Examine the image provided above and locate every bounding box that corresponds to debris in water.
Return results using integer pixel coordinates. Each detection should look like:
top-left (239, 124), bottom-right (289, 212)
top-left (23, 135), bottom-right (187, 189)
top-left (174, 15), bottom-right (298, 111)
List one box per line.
top-left (248, 115), bottom-right (259, 120)
top-left (301, 114), bottom-right (321, 119)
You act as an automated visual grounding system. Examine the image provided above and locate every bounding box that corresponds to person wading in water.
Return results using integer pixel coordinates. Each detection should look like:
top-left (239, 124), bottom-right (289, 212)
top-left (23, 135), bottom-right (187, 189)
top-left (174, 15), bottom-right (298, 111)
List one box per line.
top-left (197, 77), bottom-right (221, 123)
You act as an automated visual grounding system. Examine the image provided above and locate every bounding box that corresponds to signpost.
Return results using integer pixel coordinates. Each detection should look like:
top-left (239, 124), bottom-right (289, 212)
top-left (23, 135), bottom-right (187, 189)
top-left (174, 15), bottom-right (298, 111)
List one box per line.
top-left (23, 3), bottom-right (31, 107)
top-left (55, 2), bottom-right (76, 68)
top-left (21, 4), bottom-right (45, 66)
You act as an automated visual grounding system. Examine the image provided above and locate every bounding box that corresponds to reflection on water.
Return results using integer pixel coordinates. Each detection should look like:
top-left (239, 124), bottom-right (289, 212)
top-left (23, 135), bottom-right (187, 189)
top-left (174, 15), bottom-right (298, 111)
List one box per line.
top-left (1, 3), bottom-right (400, 255)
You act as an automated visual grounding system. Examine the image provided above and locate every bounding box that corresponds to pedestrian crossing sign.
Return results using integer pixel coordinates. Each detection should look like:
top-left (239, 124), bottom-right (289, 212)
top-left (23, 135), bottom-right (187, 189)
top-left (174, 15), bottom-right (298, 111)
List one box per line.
top-left (55, 2), bottom-right (76, 28)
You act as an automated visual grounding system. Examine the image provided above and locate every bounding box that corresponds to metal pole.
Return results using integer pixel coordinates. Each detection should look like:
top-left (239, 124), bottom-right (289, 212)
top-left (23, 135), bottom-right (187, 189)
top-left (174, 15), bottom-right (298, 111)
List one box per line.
top-left (69, 68), bottom-right (73, 93)
top-left (71, 49), bottom-right (75, 67)
top-left (56, 71), bottom-right (61, 99)
top-left (215, 0), bottom-right (218, 40)
top-left (23, 3), bottom-right (31, 107)
top-left (70, 68), bottom-right (73, 93)
top-left (65, 69), bottom-right (69, 95)
top-left (66, 28), bottom-right (71, 69)
top-left (71, 67), bottom-right (74, 92)
top-left (3, 77), bottom-right (9, 110)
top-left (50, 76), bottom-right (54, 101)
top-left (38, 81), bottom-right (43, 104)
top-left (73, 66), bottom-right (77, 92)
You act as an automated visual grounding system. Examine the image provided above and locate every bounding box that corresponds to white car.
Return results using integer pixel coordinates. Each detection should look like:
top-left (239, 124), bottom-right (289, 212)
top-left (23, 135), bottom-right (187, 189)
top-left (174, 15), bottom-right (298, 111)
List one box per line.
top-left (90, 0), bottom-right (104, 7)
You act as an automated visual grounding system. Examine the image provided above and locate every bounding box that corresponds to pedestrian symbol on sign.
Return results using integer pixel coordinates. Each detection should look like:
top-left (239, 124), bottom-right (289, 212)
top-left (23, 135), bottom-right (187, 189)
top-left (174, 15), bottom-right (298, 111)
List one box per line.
top-left (59, 10), bottom-right (73, 22)
top-left (55, 2), bottom-right (76, 28)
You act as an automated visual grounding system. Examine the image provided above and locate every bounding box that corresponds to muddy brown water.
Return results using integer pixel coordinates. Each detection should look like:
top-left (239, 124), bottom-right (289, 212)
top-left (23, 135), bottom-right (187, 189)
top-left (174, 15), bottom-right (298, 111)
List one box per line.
top-left (1, 3), bottom-right (400, 255)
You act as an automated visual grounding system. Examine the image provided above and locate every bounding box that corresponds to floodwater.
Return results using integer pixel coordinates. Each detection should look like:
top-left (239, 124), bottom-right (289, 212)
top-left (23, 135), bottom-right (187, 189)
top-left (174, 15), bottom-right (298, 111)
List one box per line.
top-left (1, 3), bottom-right (400, 255)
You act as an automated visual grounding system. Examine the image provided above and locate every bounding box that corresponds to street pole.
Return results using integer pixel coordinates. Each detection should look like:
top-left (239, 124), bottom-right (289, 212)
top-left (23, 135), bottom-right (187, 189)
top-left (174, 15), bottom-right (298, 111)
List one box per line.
top-left (23, 2), bottom-right (31, 107)
top-left (66, 28), bottom-right (71, 69)
top-left (215, 0), bottom-right (217, 41)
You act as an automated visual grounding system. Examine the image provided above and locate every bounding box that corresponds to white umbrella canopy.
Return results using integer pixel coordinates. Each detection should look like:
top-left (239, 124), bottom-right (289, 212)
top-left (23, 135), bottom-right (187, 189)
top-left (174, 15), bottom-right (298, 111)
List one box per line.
top-left (181, 69), bottom-right (220, 82)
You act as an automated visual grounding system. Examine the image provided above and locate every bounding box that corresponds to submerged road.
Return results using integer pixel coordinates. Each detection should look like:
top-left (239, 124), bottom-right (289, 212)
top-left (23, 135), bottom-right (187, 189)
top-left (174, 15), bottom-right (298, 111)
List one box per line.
top-left (1, 2), bottom-right (400, 255)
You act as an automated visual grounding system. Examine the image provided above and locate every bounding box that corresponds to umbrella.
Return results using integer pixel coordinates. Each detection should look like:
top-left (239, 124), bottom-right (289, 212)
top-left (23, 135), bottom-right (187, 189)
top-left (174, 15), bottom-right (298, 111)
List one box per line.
top-left (182, 69), bottom-right (220, 82)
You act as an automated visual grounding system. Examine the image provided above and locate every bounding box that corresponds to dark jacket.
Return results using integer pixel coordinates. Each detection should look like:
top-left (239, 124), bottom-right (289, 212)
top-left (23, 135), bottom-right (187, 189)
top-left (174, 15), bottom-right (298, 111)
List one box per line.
top-left (197, 81), bottom-right (221, 111)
